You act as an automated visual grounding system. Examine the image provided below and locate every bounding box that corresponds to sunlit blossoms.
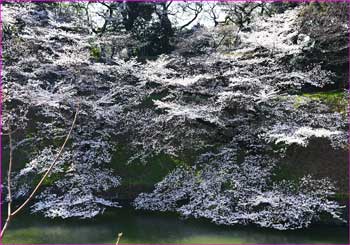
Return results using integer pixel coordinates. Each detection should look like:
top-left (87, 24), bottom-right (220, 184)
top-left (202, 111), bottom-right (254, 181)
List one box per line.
top-left (2, 2), bottom-right (347, 228)
top-left (135, 149), bottom-right (344, 230)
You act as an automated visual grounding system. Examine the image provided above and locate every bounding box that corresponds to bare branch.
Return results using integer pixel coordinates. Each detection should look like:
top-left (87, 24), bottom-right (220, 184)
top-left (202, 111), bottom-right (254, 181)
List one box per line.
top-left (165, 1), bottom-right (173, 10)
top-left (116, 232), bottom-right (123, 245)
top-left (12, 103), bottom-right (80, 216)
top-left (0, 102), bottom-right (80, 238)
top-left (0, 130), bottom-right (14, 238)
top-left (179, 4), bottom-right (203, 30)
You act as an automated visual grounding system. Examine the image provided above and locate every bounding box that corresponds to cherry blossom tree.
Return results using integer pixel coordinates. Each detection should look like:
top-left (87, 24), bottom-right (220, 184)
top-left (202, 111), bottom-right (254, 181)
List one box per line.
top-left (2, 2), bottom-right (347, 231)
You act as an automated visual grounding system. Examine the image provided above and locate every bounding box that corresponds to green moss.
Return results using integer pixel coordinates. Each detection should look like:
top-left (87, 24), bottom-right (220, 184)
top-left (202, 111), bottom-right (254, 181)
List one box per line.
top-left (89, 45), bottom-right (101, 60)
top-left (301, 90), bottom-right (348, 113)
top-left (293, 95), bottom-right (310, 109)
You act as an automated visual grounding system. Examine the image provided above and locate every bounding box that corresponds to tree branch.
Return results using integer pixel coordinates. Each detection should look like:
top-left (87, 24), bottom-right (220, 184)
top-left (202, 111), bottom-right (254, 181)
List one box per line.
top-left (179, 4), bottom-right (203, 30)
top-left (1, 130), bottom-right (14, 238)
top-left (0, 103), bottom-right (80, 238)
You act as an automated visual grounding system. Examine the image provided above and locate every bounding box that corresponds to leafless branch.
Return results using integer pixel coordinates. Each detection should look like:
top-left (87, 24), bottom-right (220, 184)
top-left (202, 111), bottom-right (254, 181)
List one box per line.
top-left (0, 102), bottom-right (80, 238)
top-left (179, 4), bottom-right (203, 30)
top-left (116, 232), bottom-right (123, 245)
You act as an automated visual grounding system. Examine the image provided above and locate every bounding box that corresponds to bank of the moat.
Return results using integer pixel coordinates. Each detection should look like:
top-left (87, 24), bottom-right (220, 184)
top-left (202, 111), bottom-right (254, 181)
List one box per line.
top-left (1, 208), bottom-right (348, 244)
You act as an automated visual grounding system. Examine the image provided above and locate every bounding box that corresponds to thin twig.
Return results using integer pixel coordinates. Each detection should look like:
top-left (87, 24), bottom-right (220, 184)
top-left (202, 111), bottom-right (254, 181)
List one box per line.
top-left (1, 130), bottom-right (14, 238)
top-left (0, 103), bottom-right (80, 238)
top-left (12, 103), bottom-right (80, 216)
top-left (116, 232), bottom-right (123, 245)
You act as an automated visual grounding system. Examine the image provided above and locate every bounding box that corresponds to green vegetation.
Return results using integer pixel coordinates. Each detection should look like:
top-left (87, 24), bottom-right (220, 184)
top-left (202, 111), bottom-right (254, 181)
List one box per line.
top-left (294, 90), bottom-right (347, 113)
top-left (273, 163), bottom-right (349, 203)
top-left (303, 90), bottom-right (348, 113)
top-left (2, 2), bottom-right (348, 237)
top-left (111, 145), bottom-right (187, 198)
top-left (32, 170), bottom-right (67, 187)
top-left (293, 95), bottom-right (309, 109)
top-left (89, 45), bottom-right (101, 60)
top-left (41, 172), bottom-right (62, 186)
top-left (331, 193), bottom-right (349, 202)
top-left (271, 164), bottom-right (301, 186)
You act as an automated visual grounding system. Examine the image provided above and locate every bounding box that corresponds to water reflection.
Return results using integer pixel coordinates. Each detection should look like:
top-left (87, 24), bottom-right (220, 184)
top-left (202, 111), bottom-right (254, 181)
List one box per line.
top-left (2, 208), bottom-right (348, 244)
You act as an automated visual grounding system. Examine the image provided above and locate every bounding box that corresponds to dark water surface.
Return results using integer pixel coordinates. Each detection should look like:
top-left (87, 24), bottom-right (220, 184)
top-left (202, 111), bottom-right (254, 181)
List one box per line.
top-left (2, 208), bottom-right (348, 244)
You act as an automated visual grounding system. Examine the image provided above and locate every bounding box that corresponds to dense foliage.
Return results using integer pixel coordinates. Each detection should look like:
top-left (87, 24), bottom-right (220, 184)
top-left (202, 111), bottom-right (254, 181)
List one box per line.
top-left (2, 2), bottom-right (348, 230)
